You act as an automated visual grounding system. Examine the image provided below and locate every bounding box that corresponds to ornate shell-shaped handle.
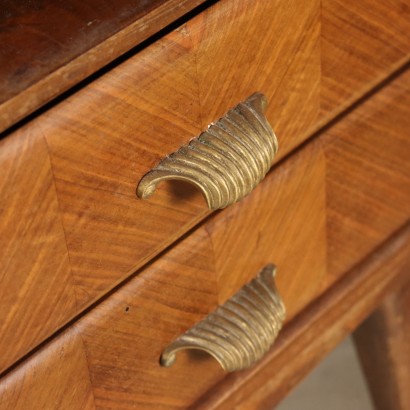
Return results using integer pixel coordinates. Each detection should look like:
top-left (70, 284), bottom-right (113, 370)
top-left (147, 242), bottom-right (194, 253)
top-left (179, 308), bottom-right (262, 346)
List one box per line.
top-left (160, 264), bottom-right (285, 372)
top-left (137, 93), bottom-right (278, 209)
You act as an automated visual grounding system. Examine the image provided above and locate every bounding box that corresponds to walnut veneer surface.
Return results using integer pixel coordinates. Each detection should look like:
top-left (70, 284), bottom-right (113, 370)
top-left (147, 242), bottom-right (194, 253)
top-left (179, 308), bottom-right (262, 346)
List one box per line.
top-left (1, 65), bottom-right (410, 409)
top-left (0, 0), bottom-right (409, 408)
top-left (1, 0), bottom-right (321, 373)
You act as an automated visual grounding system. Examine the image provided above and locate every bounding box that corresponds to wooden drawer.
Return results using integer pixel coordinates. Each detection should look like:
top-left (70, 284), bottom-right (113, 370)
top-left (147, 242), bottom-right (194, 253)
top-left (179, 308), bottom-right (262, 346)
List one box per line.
top-left (0, 135), bottom-right (326, 410)
top-left (0, 0), bottom-right (320, 373)
top-left (323, 68), bottom-right (410, 284)
top-left (321, 0), bottom-right (410, 119)
top-left (1, 68), bottom-right (409, 409)
top-left (1, 0), bottom-right (409, 382)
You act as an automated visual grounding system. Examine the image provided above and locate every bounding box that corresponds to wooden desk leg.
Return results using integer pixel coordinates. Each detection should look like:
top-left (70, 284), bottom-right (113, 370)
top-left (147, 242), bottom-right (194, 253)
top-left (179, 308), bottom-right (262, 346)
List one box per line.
top-left (353, 280), bottom-right (410, 410)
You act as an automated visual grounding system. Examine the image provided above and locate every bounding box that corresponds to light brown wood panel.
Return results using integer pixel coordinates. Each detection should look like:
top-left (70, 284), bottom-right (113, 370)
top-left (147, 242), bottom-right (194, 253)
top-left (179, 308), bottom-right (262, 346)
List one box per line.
top-left (0, 125), bottom-right (77, 373)
top-left (321, 0), bottom-right (410, 118)
top-left (38, 0), bottom-right (320, 310)
top-left (0, 0), bottom-right (320, 376)
top-left (190, 0), bottom-right (320, 161)
top-left (2, 218), bottom-right (407, 410)
top-left (206, 140), bottom-right (327, 320)
top-left (0, 329), bottom-right (95, 410)
top-left (0, 227), bottom-right (219, 410)
top-left (77, 228), bottom-right (220, 410)
top-left (69, 137), bottom-right (327, 409)
top-left (323, 68), bottom-right (410, 281)
top-left (41, 28), bottom-right (207, 308)
top-left (354, 280), bottom-right (410, 410)
top-left (0, 138), bottom-right (327, 409)
top-left (194, 224), bottom-right (410, 410)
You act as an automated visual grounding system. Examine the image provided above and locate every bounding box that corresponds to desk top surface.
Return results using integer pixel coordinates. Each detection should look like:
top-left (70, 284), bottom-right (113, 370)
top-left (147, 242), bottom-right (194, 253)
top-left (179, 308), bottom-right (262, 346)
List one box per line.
top-left (0, 0), bottom-right (207, 133)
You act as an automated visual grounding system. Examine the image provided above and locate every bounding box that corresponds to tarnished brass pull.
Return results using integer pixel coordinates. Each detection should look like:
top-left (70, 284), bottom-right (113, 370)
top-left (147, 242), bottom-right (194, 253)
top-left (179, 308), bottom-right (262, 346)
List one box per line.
top-left (160, 265), bottom-right (285, 372)
top-left (137, 93), bottom-right (278, 210)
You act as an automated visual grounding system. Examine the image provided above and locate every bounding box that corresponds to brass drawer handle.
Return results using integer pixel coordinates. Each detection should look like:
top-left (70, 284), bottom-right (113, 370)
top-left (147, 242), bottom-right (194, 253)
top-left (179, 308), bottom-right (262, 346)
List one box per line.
top-left (137, 93), bottom-right (278, 209)
top-left (160, 265), bottom-right (285, 372)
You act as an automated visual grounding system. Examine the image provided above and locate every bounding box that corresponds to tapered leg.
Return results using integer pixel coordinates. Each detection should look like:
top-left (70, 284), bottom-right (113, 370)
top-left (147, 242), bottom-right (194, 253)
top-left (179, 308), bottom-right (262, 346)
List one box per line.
top-left (353, 280), bottom-right (410, 410)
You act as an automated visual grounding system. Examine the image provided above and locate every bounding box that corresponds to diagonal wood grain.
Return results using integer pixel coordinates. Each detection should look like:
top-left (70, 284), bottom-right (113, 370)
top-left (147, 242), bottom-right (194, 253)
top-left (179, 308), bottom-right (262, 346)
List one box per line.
top-left (76, 227), bottom-right (219, 410)
top-left (321, 0), bottom-right (410, 119)
top-left (40, 0), bottom-right (320, 311)
top-left (41, 28), bottom-right (206, 308)
top-left (193, 224), bottom-right (410, 410)
top-left (0, 122), bottom-right (327, 409)
top-left (323, 68), bottom-right (410, 282)
top-left (0, 225), bottom-right (219, 410)
top-left (1, 215), bottom-right (408, 410)
top-left (0, 328), bottom-right (95, 410)
top-left (0, 124), bottom-right (78, 373)
top-left (0, 0), bottom-right (321, 375)
top-left (190, 0), bottom-right (321, 161)
top-left (206, 140), bottom-right (327, 320)
top-left (73, 132), bottom-right (327, 410)
top-left (1, 0), bottom-right (409, 385)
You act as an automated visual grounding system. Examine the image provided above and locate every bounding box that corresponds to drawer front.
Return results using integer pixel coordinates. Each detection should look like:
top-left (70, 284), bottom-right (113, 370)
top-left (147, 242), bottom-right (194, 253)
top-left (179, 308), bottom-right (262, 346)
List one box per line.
top-left (0, 137), bottom-right (327, 409)
top-left (1, 69), bottom-right (409, 409)
top-left (40, 0), bottom-right (320, 307)
top-left (324, 68), bottom-right (410, 282)
top-left (0, 0), bottom-right (320, 373)
top-left (321, 0), bottom-right (410, 119)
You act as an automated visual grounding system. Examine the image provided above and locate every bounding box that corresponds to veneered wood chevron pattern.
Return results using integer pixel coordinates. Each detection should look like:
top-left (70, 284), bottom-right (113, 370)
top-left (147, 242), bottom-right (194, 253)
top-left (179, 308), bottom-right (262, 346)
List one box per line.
top-left (206, 140), bottom-right (327, 315)
top-left (77, 229), bottom-right (219, 409)
top-left (1, 0), bottom-right (409, 389)
top-left (194, 224), bottom-right (410, 410)
top-left (0, 0), bottom-right (320, 376)
top-left (321, 0), bottom-right (410, 118)
top-left (0, 125), bottom-right (77, 373)
top-left (40, 0), bottom-right (320, 310)
top-left (0, 328), bottom-right (95, 410)
top-left (0, 185), bottom-right (408, 410)
top-left (0, 129), bottom-right (326, 410)
top-left (0, 227), bottom-right (220, 410)
top-left (48, 130), bottom-right (327, 410)
top-left (41, 28), bottom-right (206, 308)
top-left (323, 68), bottom-right (410, 282)
top-left (191, 0), bottom-right (321, 162)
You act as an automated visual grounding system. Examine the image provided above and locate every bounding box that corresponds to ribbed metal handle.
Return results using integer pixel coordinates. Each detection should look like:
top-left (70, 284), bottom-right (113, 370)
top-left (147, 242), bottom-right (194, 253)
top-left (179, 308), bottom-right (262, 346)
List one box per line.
top-left (160, 264), bottom-right (285, 372)
top-left (137, 93), bottom-right (278, 210)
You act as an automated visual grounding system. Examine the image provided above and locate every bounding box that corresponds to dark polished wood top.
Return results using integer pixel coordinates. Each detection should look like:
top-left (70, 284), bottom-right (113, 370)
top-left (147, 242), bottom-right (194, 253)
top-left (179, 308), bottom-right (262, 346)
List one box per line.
top-left (0, 0), bottom-right (207, 133)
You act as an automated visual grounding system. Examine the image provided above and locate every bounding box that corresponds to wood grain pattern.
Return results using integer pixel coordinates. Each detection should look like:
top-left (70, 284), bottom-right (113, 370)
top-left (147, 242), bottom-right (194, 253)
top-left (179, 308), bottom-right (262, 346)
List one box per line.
top-left (353, 280), bottom-right (410, 410)
top-left (65, 126), bottom-right (328, 409)
top-left (0, 329), bottom-right (95, 410)
top-left (0, 125), bottom-right (327, 409)
top-left (0, 228), bottom-right (220, 410)
top-left (60, 122), bottom-right (326, 410)
top-left (41, 28), bottom-right (207, 308)
top-left (194, 223), bottom-right (410, 410)
top-left (323, 68), bottom-right (410, 281)
top-left (190, 0), bottom-right (320, 162)
top-left (206, 140), bottom-right (327, 319)
top-left (321, 0), bottom-right (410, 119)
top-left (39, 0), bottom-right (320, 308)
top-left (0, 0), bottom-right (321, 375)
top-left (78, 229), bottom-right (220, 410)
top-left (1, 0), bottom-right (409, 389)
top-left (1, 219), bottom-right (407, 410)
top-left (0, 125), bottom-right (77, 373)
top-left (0, 0), bottom-right (206, 132)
